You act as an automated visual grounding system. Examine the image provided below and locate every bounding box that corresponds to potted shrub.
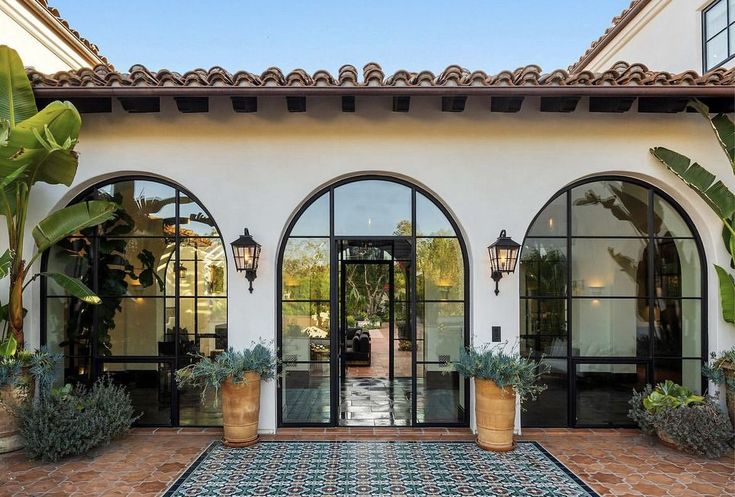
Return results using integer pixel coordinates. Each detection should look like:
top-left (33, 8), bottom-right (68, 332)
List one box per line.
top-left (628, 381), bottom-right (734, 458)
top-left (702, 348), bottom-right (735, 426)
top-left (454, 343), bottom-right (547, 452)
top-left (175, 343), bottom-right (277, 447)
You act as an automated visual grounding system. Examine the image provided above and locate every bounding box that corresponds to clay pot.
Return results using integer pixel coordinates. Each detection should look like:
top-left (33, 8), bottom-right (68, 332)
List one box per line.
top-left (474, 378), bottom-right (516, 452)
top-left (0, 384), bottom-right (23, 454)
top-left (656, 428), bottom-right (678, 450)
top-left (722, 364), bottom-right (735, 428)
top-left (221, 372), bottom-right (261, 447)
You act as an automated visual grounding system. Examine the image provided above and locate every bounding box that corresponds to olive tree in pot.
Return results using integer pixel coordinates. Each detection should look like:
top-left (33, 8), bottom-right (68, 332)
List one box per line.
top-left (454, 343), bottom-right (547, 452)
top-left (175, 343), bottom-right (277, 447)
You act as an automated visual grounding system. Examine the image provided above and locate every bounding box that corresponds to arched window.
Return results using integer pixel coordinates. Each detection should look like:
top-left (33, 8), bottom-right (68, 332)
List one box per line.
top-left (520, 177), bottom-right (705, 428)
top-left (278, 176), bottom-right (469, 427)
top-left (42, 177), bottom-right (227, 427)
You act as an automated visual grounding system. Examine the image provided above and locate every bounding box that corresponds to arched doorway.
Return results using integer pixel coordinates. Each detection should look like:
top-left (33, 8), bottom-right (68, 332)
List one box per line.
top-left (42, 176), bottom-right (228, 427)
top-left (519, 176), bottom-right (706, 427)
top-left (277, 175), bottom-right (470, 427)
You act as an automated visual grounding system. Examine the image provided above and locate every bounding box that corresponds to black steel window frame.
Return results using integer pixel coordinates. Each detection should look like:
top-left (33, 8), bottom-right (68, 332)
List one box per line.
top-left (520, 175), bottom-right (707, 428)
top-left (703, 0), bottom-right (735, 71)
top-left (40, 175), bottom-right (227, 427)
top-left (276, 174), bottom-right (471, 428)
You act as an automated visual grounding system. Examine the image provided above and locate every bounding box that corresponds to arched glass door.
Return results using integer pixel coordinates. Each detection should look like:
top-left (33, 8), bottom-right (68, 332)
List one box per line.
top-left (520, 177), bottom-right (706, 427)
top-left (278, 176), bottom-right (469, 427)
top-left (42, 177), bottom-right (228, 427)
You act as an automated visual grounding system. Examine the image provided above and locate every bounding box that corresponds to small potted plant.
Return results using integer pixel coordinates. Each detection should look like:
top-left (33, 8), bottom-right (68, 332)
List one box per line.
top-left (702, 347), bottom-right (735, 426)
top-left (454, 343), bottom-right (547, 452)
top-left (175, 342), bottom-right (277, 447)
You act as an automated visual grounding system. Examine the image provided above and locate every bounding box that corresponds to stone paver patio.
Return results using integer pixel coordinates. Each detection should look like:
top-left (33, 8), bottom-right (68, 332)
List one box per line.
top-left (0, 428), bottom-right (732, 496)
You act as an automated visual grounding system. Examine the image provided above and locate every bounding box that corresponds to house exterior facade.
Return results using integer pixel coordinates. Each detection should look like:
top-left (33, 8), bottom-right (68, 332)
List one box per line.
top-left (3, 0), bottom-right (734, 433)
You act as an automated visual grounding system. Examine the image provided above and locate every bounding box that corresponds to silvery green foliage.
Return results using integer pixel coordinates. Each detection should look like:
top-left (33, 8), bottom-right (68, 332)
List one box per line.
top-left (629, 386), bottom-right (734, 459)
top-left (0, 356), bottom-right (22, 387)
top-left (702, 348), bottom-right (735, 390)
top-left (27, 348), bottom-right (62, 403)
top-left (16, 377), bottom-right (138, 462)
top-left (175, 341), bottom-right (278, 405)
top-left (454, 342), bottom-right (548, 405)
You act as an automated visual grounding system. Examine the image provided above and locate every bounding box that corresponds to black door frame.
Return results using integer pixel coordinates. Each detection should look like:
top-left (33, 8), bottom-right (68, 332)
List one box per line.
top-left (277, 175), bottom-right (470, 428)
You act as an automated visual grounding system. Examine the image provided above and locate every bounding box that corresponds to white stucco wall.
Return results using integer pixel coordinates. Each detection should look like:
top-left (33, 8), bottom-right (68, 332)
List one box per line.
top-left (15, 96), bottom-right (735, 432)
top-left (583, 0), bottom-right (735, 73)
top-left (0, 0), bottom-right (100, 72)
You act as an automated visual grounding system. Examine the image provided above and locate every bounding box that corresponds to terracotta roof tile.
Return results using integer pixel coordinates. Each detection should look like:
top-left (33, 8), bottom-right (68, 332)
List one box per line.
top-left (26, 62), bottom-right (734, 89)
top-left (569, 0), bottom-right (652, 72)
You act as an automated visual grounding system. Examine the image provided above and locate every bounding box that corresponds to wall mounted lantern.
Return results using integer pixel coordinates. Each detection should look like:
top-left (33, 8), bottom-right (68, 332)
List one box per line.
top-left (230, 229), bottom-right (261, 293)
top-left (487, 230), bottom-right (521, 296)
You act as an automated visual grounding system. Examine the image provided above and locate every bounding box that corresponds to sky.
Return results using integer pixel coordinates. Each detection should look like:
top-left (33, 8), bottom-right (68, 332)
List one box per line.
top-left (51, 0), bottom-right (632, 75)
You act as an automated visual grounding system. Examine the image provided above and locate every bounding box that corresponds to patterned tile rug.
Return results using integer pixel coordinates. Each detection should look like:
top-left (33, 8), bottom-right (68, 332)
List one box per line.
top-left (163, 441), bottom-right (599, 497)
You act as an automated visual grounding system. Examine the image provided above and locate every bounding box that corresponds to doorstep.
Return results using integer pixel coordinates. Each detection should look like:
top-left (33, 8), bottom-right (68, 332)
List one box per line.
top-left (129, 427), bottom-right (476, 441)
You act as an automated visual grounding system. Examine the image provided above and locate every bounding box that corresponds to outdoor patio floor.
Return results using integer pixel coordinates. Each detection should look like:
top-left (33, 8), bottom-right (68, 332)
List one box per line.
top-left (0, 428), bottom-right (732, 497)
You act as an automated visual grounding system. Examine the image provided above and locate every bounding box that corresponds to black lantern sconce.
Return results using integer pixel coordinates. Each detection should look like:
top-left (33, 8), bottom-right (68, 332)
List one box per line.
top-left (487, 230), bottom-right (521, 296)
top-left (230, 229), bottom-right (261, 293)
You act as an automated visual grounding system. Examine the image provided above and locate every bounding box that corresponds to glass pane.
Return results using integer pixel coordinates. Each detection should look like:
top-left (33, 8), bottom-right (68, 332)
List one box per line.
top-left (95, 180), bottom-right (177, 237)
top-left (103, 297), bottom-right (167, 357)
top-left (654, 239), bottom-right (701, 298)
top-left (707, 31), bottom-right (728, 69)
top-left (572, 299), bottom-right (649, 357)
top-left (282, 302), bottom-right (331, 363)
top-left (45, 238), bottom-right (92, 296)
top-left (527, 194), bottom-right (567, 237)
top-left (46, 298), bottom-right (92, 359)
top-left (730, 24), bottom-right (735, 56)
top-left (282, 363), bottom-right (330, 424)
top-left (572, 181), bottom-right (649, 236)
top-left (654, 194), bottom-right (692, 238)
top-left (103, 362), bottom-right (172, 425)
top-left (416, 364), bottom-right (463, 424)
top-left (520, 299), bottom-right (567, 356)
top-left (394, 260), bottom-right (409, 302)
top-left (416, 193), bottom-right (455, 236)
top-left (179, 194), bottom-right (219, 237)
top-left (521, 363), bottom-right (567, 427)
top-left (179, 238), bottom-right (227, 297)
top-left (291, 193), bottom-right (329, 236)
top-left (655, 300), bottom-right (701, 358)
top-left (571, 239), bottom-right (648, 297)
top-left (417, 302), bottom-right (464, 363)
top-left (706, 0), bottom-right (727, 38)
top-left (64, 356), bottom-right (91, 386)
top-left (98, 237), bottom-right (173, 297)
top-left (282, 238), bottom-right (330, 301)
top-left (520, 238), bottom-right (567, 297)
top-left (179, 298), bottom-right (227, 339)
top-left (575, 363), bottom-right (646, 426)
top-left (417, 238), bottom-right (464, 301)
top-left (654, 359), bottom-right (703, 395)
top-left (334, 180), bottom-right (411, 236)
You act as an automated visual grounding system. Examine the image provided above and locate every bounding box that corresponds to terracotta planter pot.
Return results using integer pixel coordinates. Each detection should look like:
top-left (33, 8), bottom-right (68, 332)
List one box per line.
top-left (656, 428), bottom-right (678, 450)
top-left (221, 372), bottom-right (261, 448)
top-left (722, 364), bottom-right (735, 428)
top-left (0, 384), bottom-right (23, 454)
top-left (474, 378), bottom-right (516, 452)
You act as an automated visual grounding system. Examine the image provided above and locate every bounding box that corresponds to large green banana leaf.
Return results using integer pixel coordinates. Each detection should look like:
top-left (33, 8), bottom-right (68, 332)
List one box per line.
top-left (689, 100), bottom-right (735, 169)
top-left (0, 45), bottom-right (37, 126)
top-left (650, 146), bottom-right (735, 220)
top-left (40, 272), bottom-right (101, 304)
top-left (0, 249), bottom-right (11, 278)
top-left (715, 265), bottom-right (735, 324)
top-left (32, 200), bottom-right (118, 253)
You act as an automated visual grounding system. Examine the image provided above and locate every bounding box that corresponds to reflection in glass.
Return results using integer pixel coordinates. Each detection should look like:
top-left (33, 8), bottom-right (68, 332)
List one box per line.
top-left (654, 239), bottom-right (700, 298)
top-left (282, 239), bottom-right (330, 300)
top-left (522, 365), bottom-right (567, 427)
top-left (654, 359), bottom-right (703, 394)
top-left (97, 238), bottom-right (171, 297)
top-left (571, 239), bottom-right (647, 297)
top-left (417, 238), bottom-right (463, 301)
top-left (417, 302), bottom-right (464, 363)
top-left (655, 300), bottom-right (701, 357)
top-left (653, 194), bottom-right (692, 238)
top-left (575, 363), bottom-right (646, 426)
top-left (527, 194), bottom-right (567, 237)
top-left (179, 238), bottom-right (227, 297)
top-left (334, 180), bottom-right (411, 235)
top-left (45, 240), bottom-right (90, 296)
top-left (105, 298), bottom-right (166, 357)
top-left (705, 0), bottom-right (727, 36)
top-left (103, 362), bottom-right (172, 425)
top-left (282, 364), bottom-right (331, 423)
top-left (282, 302), bottom-right (331, 363)
top-left (416, 193), bottom-right (455, 236)
top-left (179, 194), bottom-right (219, 236)
top-left (572, 299), bottom-right (648, 357)
top-left (520, 238), bottom-right (567, 297)
top-left (520, 299), bottom-right (567, 356)
top-left (291, 193), bottom-right (330, 236)
top-left (179, 381), bottom-right (222, 426)
top-left (95, 180), bottom-right (177, 236)
top-left (572, 181), bottom-right (649, 236)
top-left (416, 364), bottom-right (463, 423)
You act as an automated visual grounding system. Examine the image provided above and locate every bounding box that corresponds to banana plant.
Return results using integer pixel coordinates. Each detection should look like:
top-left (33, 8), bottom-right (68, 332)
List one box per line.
top-left (0, 45), bottom-right (118, 352)
top-left (651, 100), bottom-right (735, 323)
